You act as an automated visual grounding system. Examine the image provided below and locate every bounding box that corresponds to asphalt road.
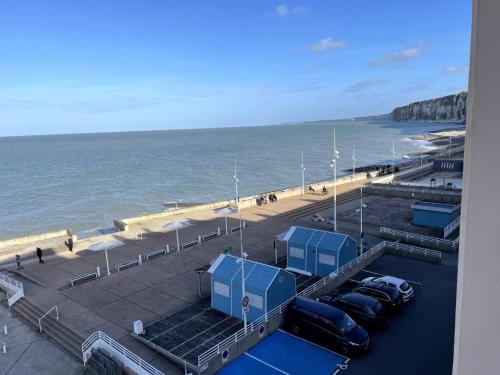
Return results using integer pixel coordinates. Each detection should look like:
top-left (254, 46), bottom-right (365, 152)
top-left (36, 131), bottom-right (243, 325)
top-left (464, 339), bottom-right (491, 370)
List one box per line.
top-left (343, 254), bottom-right (457, 375)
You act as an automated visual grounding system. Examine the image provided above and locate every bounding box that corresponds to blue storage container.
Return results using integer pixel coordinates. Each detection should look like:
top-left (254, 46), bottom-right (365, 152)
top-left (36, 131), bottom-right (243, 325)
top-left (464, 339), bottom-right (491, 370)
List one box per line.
top-left (281, 226), bottom-right (357, 277)
top-left (208, 254), bottom-right (296, 321)
top-left (411, 201), bottom-right (461, 228)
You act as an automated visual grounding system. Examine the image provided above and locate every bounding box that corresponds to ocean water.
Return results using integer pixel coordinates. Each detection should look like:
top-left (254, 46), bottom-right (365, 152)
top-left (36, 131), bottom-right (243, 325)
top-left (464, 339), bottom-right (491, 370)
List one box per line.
top-left (0, 120), bottom-right (461, 240)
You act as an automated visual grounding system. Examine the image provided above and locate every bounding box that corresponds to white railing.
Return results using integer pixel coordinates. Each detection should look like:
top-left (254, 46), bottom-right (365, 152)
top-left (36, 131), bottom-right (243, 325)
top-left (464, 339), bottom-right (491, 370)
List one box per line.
top-left (365, 184), bottom-right (462, 197)
top-left (69, 271), bottom-right (98, 287)
top-left (0, 273), bottom-right (24, 307)
top-left (444, 216), bottom-right (461, 238)
top-left (39, 305), bottom-right (59, 333)
top-left (82, 331), bottom-right (165, 375)
top-left (197, 242), bottom-right (386, 367)
top-left (384, 241), bottom-right (442, 260)
top-left (380, 227), bottom-right (458, 249)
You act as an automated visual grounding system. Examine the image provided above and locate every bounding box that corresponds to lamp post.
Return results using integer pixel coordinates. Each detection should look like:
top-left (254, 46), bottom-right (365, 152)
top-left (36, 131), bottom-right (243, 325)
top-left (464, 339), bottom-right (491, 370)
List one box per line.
top-left (448, 135), bottom-right (452, 158)
top-left (301, 152), bottom-right (305, 195)
top-left (355, 185), bottom-right (367, 254)
top-left (392, 139), bottom-right (396, 173)
top-left (352, 144), bottom-right (356, 181)
top-left (233, 160), bottom-right (239, 204)
top-left (330, 129), bottom-right (340, 231)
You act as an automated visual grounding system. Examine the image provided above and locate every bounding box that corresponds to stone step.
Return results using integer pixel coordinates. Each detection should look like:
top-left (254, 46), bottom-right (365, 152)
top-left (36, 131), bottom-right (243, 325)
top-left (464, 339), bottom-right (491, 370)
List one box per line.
top-left (12, 299), bottom-right (83, 360)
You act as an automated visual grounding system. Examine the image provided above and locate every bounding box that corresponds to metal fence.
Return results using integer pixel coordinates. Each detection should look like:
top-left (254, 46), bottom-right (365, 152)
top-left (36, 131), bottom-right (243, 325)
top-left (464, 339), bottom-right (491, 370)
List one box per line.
top-left (196, 241), bottom-right (386, 367)
top-left (0, 273), bottom-right (24, 307)
top-left (384, 241), bottom-right (442, 260)
top-left (444, 216), bottom-right (461, 238)
top-left (82, 331), bottom-right (165, 375)
top-left (380, 227), bottom-right (458, 249)
top-left (69, 271), bottom-right (98, 287)
top-left (366, 184), bottom-right (462, 197)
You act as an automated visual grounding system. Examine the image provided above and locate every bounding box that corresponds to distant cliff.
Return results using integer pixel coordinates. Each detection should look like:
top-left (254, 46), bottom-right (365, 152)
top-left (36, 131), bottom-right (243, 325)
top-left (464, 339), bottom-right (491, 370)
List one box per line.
top-left (392, 92), bottom-right (467, 122)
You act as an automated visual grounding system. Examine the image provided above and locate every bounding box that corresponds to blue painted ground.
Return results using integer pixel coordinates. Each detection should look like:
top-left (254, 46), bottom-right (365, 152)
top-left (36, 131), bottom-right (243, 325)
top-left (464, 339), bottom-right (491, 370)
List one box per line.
top-left (217, 330), bottom-right (347, 375)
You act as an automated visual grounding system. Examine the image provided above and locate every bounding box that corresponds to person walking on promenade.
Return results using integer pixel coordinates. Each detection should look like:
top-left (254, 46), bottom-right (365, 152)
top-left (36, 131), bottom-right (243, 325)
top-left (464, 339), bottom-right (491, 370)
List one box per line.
top-left (65, 237), bottom-right (73, 252)
top-left (15, 255), bottom-right (23, 270)
top-left (36, 247), bottom-right (44, 264)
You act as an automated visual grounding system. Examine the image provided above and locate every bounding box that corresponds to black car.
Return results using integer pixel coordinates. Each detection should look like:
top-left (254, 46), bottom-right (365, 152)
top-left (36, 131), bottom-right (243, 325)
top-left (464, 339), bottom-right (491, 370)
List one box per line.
top-left (353, 281), bottom-right (403, 311)
top-left (318, 292), bottom-right (389, 330)
top-left (286, 296), bottom-right (370, 355)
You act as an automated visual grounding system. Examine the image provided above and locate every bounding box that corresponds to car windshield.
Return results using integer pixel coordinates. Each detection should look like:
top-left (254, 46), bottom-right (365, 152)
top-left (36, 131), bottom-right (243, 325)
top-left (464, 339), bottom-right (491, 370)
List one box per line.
top-left (400, 282), bottom-right (410, 291)
top-left (334, 314), bottom-right (357, 333)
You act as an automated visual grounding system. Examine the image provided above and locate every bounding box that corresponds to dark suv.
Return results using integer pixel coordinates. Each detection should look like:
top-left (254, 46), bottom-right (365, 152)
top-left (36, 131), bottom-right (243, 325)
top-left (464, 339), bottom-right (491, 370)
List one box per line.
top-left (286, 296), bottom-right (370, 355)
top-left (353, 281), bottom-right (403, 312)
top-left (318, 292), bottom-right (389, 330)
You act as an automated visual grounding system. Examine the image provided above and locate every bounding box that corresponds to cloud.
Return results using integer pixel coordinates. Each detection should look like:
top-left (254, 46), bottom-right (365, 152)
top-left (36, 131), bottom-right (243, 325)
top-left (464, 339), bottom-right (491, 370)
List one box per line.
top-left (442, 64), bottom-right (469, 75)
top-left (344, 79), bottom-right (389, 93)
top-left (309, 38), bottom-right (347, 53)
top-left (371, 42), bottom-right (425, 67)
top-left (275, 4), bottom-right (308, 17)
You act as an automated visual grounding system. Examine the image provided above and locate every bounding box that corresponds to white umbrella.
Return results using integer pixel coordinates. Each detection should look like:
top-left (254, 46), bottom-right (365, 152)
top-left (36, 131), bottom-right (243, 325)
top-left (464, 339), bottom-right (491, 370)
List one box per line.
top-left (163, 221), bottom-right (192, 252)
top-left (88, 240), bottom-right (124, 276)
top-left (213, 207), bottom-right (238, 235)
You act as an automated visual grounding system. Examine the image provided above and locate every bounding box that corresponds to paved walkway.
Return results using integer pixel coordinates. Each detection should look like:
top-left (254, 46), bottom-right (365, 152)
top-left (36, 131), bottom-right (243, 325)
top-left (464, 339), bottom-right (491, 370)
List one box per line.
top-left (3, 179), bottom-right (368, 374)
top-left (0, 293), bottom-right (83, 375)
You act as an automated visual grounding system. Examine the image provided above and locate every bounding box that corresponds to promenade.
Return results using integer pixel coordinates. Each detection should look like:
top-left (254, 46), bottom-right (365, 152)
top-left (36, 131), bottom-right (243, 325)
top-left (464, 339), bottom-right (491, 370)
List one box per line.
top-left (5, 178), bottom-right (367, 374)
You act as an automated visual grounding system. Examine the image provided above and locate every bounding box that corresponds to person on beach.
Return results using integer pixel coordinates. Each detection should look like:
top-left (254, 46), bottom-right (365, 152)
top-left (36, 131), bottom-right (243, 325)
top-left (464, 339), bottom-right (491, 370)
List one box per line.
top-left (15, 255), bottom-right (23, 270)
top-left (65, 237), bottom-right (73, 252)
top-left (36, 247), bottom-right (44, 264)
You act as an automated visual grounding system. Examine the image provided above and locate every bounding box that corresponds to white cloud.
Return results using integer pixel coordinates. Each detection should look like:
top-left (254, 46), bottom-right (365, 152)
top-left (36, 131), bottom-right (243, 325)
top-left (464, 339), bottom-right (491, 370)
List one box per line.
top-left (309, 38), bottom-right (347, 53)
top-left (371, 42), bottom-right (425, 67)
top-left (344, 79), bottom-right (389, 93)
top-left (275, 4), bottom-right (308, 17)
top-left (442, 64), bottom-right (469, 75)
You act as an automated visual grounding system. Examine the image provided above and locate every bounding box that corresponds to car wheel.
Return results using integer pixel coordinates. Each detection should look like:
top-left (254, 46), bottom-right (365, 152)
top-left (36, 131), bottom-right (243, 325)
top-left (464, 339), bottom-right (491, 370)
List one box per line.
top-left (292, 325), bottom-right (300, 335)
top-left (340, 346), bottom-right (350, 355)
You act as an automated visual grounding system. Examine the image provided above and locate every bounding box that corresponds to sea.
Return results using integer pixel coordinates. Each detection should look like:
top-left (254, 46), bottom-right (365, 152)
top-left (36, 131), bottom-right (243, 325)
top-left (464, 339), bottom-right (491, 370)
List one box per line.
top-left (0, 120), bottom-right (463, 241)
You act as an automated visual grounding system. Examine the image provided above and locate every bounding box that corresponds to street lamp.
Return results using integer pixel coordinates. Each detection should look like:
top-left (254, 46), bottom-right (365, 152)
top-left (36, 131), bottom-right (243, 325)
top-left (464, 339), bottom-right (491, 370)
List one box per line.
top-left (392, 139), bottom-right (396, 173)
top-left (233, 160), bottom-right (239, 204)
top-left (300, 152), bottom-right (306, 195)
top-left (448, 135), bottom-right (452, 158)
top-left (355, 185), bottom-right (367, 254)
top-left (352, 144), bottom-right (356, 181)
top-left (330, 129), bottom-right (340, 231)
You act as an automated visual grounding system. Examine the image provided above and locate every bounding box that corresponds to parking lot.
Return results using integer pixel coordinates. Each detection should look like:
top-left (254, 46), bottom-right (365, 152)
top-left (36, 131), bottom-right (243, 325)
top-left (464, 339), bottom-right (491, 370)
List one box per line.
top-left (217, 330), bottom-right (349, 375)
top-left (339, 253), bottom-right (457, 375)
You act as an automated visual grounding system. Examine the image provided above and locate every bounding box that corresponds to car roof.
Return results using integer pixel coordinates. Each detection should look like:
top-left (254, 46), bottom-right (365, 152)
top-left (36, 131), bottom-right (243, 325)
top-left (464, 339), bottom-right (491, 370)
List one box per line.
top-left (360, 281), bottom-right (398, 293)
top-left (375, 276), bottom-right (406, 286)
top-left (295, 296), bottom-right (344, 320)
top-left (336, 292), bottom-right (379, 307)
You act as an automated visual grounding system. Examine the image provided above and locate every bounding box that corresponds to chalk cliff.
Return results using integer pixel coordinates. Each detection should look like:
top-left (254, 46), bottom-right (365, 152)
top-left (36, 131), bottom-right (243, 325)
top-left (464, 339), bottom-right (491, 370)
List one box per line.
top-left (392, 92), bottom-right (467, 122)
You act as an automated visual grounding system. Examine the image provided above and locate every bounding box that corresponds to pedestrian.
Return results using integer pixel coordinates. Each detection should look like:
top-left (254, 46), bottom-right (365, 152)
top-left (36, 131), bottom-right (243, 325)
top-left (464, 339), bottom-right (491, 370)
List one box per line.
top-left (36, 247), bottom-right (44, 264)
top-left (15, 255), bottom-right (23, 270)
top-left (65, 237), bottom-right (73, 252)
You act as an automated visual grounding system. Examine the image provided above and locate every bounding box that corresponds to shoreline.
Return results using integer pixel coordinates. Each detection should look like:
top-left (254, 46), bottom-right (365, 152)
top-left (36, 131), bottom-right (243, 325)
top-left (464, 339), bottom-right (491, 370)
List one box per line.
top-left (0, 127), bottom-right (465, 248)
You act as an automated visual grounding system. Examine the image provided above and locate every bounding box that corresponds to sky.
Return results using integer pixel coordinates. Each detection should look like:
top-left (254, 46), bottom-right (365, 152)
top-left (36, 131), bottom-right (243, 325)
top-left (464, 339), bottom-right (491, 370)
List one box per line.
top-left (0, 0), bottom-right (472, 136)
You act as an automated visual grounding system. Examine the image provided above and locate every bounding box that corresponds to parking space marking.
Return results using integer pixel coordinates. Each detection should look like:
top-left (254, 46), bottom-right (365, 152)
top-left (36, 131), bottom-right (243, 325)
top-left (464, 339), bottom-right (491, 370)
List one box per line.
top-left (278, 329), bottom-right (350, 359)
top-left (360, 269), bottom-right (424, 286)
top-left (332, 358), bottom-right (351, 375)
top-left (244, 353), bottom-right (290, 375)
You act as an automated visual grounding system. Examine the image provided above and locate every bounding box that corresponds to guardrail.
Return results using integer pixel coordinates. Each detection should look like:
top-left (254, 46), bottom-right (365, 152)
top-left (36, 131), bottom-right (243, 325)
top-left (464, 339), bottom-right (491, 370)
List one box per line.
top-left (115, 260), bottom-right (139, 272)
top-left (444, 216), bottom-right (461, 238)
top-left (0, 273), bottom-right (24, 307)
top-left (380, 227), bottom-right (458, 249)
top-left (142, 249), bottom-right (167, 262)
top-left (39, 305), bottom-right (59, 333)
top-left (196, 241), bottom-right (386, 367)
top-left (365, 184), bottom-right (462, 197)
top-left (82, 331), bottom-right (165, 375)
top-left (69, 271), bottom-right (98, 287)
top-left (201, 231), bottom-right (219, 242)
top-left (181, 239), bottom-right (199, 250)
top-left (384, 241), bottom-right (442, 261)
